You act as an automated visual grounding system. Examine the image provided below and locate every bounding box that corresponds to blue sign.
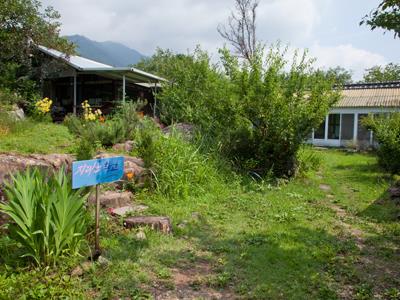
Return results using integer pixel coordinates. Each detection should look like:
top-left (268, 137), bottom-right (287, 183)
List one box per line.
top-left (72, 157), bottom-right (124, 189)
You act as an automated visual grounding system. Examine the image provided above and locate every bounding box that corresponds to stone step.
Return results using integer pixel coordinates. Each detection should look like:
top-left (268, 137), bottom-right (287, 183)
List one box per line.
top-left (89, 190), bottom-right (133, 208)
top-left (123, 216), bottom-right (172, 234)
top-left (108, 204), bottom-right (149, 217)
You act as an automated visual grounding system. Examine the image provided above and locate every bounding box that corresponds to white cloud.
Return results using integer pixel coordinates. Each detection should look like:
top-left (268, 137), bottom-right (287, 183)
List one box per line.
top-left (42, 0), bottom-right (230, 55)
top-left (309, 43), bottom-right (387, 80)
top-left (40, 0), bottom-right (392, 80)
top-left (257, 0), bottom-right (325, 43)
top-left (41, 0), bottom-right (330, 55)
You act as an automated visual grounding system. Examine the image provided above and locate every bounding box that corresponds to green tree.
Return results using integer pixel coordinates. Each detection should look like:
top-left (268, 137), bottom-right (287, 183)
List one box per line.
top-left (219, 46), bottom-right (339, 177)
top-left (363, 63), bottom-right (400, 82)
top-left (0, 0), bottom-right (74, 99)
top-left (135, 48), bottom-right (195, 81)
top-left (360, 0), bottom-right (400, 38)
top-left (322, 66), bottom-right (353, 85)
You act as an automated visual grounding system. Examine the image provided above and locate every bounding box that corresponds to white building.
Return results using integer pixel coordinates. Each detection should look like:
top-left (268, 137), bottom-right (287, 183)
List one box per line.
top-left (310, 81), bottom-right (400, 148)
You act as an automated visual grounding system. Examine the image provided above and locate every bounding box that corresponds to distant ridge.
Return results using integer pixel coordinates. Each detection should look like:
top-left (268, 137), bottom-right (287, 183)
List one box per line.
top-left (65, 34), bottom-right (146, 67)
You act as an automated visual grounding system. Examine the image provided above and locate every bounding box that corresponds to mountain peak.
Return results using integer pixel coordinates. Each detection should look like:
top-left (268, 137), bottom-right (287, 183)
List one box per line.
top-left (65, 35), bottom-right (146, 67)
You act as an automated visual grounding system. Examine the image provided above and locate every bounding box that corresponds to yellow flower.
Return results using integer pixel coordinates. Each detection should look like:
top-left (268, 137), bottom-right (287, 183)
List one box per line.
top-left (35, 97), bottom-right (52, 115)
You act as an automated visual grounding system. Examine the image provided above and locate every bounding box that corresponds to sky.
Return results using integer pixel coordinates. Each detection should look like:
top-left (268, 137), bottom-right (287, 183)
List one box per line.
top-left (42, 0), bottom-right (399, 80)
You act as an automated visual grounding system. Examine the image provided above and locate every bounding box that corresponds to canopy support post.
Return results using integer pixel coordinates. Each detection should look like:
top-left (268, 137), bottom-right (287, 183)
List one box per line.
top-left (122, 74), bottom-right (126, 103)
top-left (73, 73), bottom-right (77, 115)
top-left (153, 82), bottom-right (157, 118)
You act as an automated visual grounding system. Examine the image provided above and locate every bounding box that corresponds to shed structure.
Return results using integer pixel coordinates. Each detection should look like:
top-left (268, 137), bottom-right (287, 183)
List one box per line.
top-left (309, 81), bottom-right (400, 148)
top-left (36, 45), bottom-right (165, 119)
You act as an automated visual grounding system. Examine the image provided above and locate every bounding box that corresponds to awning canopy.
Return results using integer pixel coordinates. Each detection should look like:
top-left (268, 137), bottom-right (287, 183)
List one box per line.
top-left (37, 45), bottom-right (166, 83)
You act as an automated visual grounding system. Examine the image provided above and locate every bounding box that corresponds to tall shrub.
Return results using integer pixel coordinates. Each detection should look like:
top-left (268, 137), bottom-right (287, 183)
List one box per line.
top-left (219, 46), bottom-right (339, 176)
top-left (0, 168), bottom-right (87, 266)
top-left (363, 113), bottom-right (400, 173)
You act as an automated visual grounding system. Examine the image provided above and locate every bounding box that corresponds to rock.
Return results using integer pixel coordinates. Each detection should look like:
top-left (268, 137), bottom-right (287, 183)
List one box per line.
top-left (9, 105), bottom-right (25, 120)
top-left (162, 123), bottom-right (195, 139)
top-left (88, 190), bottom-right (133, 208)
top-left (191, 212), bottom-right (201, 220)
top-left (112, 143), bottom-right (126, 152)
top-left (97, 255), bottom-right (110, 266)
top-left (388, 187), bottom-right (400, 198)
top-left (70, 261), bottom-right (92, 277)
top-left (70, 265), bottom-right (83, 277)
top-left (0, 153), bottom-right (73, 185)
top-left (136, 230), bottom-right (146, 240)
top-left (108, 204), bottom-right (149, 216)
top-left (177, 220), bottom-right (188, 229)
top-left (151, 116), bottom-right (166, 129)
top-left (124, 159), bottom-right (145, 180)
top-left (112, 140), bottom-right (135, 153)
top-left (123, 216), bottom-right (172, 234)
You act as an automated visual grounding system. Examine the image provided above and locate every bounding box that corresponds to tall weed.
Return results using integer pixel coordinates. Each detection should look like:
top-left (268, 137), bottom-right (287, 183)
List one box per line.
top-left (0, 111), bottom-right (34, 136)
top-left (137, 127), bottom-right (223, 199)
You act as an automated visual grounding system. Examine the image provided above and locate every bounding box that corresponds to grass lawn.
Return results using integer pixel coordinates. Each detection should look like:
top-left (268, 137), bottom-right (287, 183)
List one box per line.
top-left (0, 121), bottom-right (74, 154)
top-left (1, 149), bottom-right (399, 299)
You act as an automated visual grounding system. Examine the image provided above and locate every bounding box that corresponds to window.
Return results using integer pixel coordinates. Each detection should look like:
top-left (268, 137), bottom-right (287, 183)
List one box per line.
top-left (314, 119), bottom-right (326, 139)
top-left (328, 114), bottom-right (340, 139)
top-left (357, 114), bottom-right (370, 141)
top-left (340, 114), bottom-right (354, 140)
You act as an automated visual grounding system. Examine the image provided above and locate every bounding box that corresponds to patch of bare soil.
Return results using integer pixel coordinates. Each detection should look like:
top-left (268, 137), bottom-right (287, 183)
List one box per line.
top-left (328, 203), bottom-right (365, 249)
top-left (326, 200), bottom-right (400, 299)
top-left (319, 183), bottom-right (331, 192)
top-left (151, 260), bottom-right (236, 300)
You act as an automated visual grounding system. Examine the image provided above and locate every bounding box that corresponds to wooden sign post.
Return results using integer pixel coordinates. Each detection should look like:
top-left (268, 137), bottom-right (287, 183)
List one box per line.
top-left (72, 156), bottom-right (124, 255)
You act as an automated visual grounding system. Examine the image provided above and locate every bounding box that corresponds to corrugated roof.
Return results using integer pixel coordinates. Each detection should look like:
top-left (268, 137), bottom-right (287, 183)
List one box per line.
top-left (37, 45), bottom-right (166, 82)
top-left (336, 81), bottom-right (400, 108)
top-left (37, 45), bottom-right (113, 69)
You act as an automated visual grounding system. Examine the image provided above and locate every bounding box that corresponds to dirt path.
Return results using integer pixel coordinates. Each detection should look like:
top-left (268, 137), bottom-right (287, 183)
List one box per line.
top-left (150, 260), bottom-right (236, 300)
top-left (320, 184), bottom-right (400, 299)
top-left (326, 200), bottom-right (366, 250)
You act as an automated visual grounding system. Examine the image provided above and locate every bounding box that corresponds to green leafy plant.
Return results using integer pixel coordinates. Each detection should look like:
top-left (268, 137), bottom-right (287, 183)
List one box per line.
top-left (75, 138), bottom-right (96, 160)
top-left (0, 88), bottom-right (24, 108)
top-left (0, 168), bottom-right (88, 266)
top-left (135, 118), bottom-right (162, 168)
top-left (363, 113), bottom-right (400, 173)
top-left (64, 101), bottom-right (143, 153)
top-left (297, 145), bottom-right (322, 175)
